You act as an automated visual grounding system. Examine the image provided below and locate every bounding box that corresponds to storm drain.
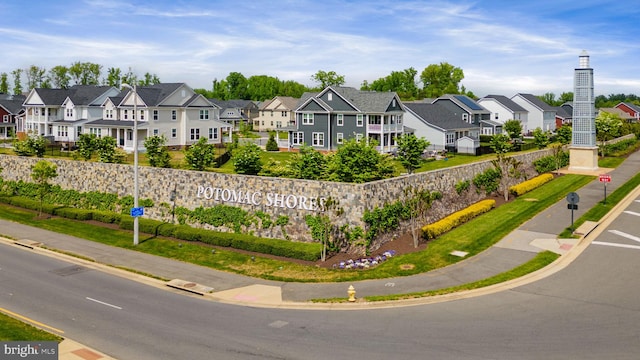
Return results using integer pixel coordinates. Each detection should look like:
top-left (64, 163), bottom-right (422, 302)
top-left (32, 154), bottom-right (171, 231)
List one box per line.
top-left (50, 265), bottom-right (90, 276)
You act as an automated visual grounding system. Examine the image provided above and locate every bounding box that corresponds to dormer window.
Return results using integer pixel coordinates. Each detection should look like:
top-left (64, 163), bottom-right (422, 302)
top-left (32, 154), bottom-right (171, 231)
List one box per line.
top-left (328, 93), bottom-right (333, 101)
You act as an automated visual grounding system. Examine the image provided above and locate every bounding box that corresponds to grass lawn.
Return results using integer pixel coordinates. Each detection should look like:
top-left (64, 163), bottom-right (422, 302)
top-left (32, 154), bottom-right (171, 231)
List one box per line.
top-left (0, 312), bottom-right (62, 342)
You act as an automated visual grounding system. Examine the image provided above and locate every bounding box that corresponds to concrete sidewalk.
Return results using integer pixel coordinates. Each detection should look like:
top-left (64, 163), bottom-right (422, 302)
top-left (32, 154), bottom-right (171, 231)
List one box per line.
top-left (1, 149), bottom-right (638, 358)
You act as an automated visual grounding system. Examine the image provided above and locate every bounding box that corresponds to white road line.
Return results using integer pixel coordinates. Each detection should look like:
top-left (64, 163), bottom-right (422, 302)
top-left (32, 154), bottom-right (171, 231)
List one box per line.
top-left (608, 230), bottom-right (640, 244)
top-left (86, 297), bottom-right (122, 310)
top-left (623, 210), bottom-right (640, 217)
top-left (592, 241), bottom-right (640, 250)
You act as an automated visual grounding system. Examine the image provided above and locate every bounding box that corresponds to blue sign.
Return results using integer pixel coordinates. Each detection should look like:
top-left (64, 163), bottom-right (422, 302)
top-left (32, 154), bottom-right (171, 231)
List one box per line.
top-left (130, 207), bottom-right (144, 217)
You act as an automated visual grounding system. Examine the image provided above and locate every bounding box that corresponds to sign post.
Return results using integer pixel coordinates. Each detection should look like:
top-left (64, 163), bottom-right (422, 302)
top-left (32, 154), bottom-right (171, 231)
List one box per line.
top-left (599, 174), bottom-right (611, 204)
top-left (566, 192), bottom-right (580, 230)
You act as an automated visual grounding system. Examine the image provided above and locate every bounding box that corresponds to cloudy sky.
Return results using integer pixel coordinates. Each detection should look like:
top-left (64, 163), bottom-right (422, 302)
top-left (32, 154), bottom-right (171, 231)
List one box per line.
top-left (1, 0), bottom-right (638, 97)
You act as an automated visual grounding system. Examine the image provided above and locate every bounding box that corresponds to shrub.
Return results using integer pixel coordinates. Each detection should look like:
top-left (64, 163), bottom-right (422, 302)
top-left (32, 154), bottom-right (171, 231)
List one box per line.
top-left (53, 207), bottom-right (94, 220)
top-left (509, 173), bottom-right (554, 197)
top-left (92, 211), bottom-right (122, 224)
top-left (533, 151), bottom-right (569, 173)
top-left (422, 199), bottom-right (495, 240)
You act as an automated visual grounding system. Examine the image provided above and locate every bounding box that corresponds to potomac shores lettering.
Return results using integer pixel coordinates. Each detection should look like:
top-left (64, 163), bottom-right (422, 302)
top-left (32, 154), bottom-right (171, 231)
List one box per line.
top-left (196, 186), bottom-right (325, 211)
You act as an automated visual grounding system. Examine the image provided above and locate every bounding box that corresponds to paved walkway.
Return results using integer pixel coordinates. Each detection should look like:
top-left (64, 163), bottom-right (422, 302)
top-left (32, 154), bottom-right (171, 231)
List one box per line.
top-left (1, 149), bottom-right (639, 359)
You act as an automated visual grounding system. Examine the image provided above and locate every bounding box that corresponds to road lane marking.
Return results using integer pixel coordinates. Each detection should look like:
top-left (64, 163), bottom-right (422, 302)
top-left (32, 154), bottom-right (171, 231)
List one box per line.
top-left (608, 230), bottom-right (640, 244)
top-left (623, 210), bottom-right (640, 217)
top-left (0, 307), bottom-right (65, 334)
top-left (592, 241), bottom-right (640, 251)
top-left (86, 297), bottom-right (122, 310)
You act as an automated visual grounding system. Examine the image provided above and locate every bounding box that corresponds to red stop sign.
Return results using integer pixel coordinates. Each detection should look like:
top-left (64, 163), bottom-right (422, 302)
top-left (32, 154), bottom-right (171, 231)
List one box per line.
top-left (599, 174), bottom-right (611, 183)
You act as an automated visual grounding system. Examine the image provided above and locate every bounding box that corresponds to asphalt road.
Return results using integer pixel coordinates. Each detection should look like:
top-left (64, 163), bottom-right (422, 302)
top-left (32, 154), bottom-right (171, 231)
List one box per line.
top-left (1, 193), bottom-right (639, 359)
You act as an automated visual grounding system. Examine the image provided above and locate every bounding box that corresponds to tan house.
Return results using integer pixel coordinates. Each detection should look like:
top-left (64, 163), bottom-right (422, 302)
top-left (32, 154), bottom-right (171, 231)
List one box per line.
top-left (254, 96), bottom-right (298, 131)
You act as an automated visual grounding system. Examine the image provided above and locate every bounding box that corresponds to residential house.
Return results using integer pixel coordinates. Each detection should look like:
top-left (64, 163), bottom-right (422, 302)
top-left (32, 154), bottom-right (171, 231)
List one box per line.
top-left (511, 93), bottom-right (556, 133)
top-left (614, 102), bottom-right (640, 122)
top-left (87, 83), bottom-right (229, 151)
top-left (432, 94), bottom-right (500, 135)
top-left (403, 102), bottom-right (480, 153)
top-left (477, 95), bottom-right (528, 133)
top-left (292, 86), bottom-right (405, 152)
top-left (0, 94), bottom-right (25, 139)
top-left (209, 99), bottom-right (258, 131)
top-left (21, 85), bottom-right (118, 138)
top-left (254, 96), bottom-right (298, 131)
top-left (598, 107), bottom-right (635, 123)
top-left (554, 104), bottom-right (573, 128)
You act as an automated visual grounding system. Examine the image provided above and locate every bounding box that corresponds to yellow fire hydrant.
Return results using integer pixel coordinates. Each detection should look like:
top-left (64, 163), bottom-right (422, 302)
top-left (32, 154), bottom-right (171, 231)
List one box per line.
top-left (347, 285), bottom-right (356, 302)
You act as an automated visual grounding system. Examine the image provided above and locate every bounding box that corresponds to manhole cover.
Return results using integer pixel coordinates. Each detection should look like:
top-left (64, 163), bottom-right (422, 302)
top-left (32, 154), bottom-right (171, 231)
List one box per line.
top-left (50, 265), bottom-right (90, 276)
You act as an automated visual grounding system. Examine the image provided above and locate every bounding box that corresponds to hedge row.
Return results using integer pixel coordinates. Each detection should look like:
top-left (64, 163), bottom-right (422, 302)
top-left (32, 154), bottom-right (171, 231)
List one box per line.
top-left (509, 173), bottom-right (554, 197)
top-left (422, 199), bottom-right (496, 240)
top-left (0, 196), bottom-right (321, 262)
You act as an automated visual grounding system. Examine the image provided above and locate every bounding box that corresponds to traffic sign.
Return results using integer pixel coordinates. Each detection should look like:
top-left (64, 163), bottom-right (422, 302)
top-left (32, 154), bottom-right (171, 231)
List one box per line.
top-left (566, 192), bottom-right (580, 205)
top-left (130, 207), bottom-right (144, 217)
top-left (599, 174), bottom-right (611, 183)
top-left (567, 204), bottom-right (578, 210)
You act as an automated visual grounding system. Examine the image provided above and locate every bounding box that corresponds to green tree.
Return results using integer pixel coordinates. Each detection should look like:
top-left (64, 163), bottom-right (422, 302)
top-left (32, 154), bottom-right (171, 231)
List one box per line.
top-left (363, 68), bottom-right (419, 100)
top-left (558, 92), bottom-right (573, 104)
top-left (279, 80), bottom-right (308, 98)
top-left (0, 72), bottom-right (8, 93)
top-left (233, 142), bottom-right (263, 175)
top-left (555, 125), bottom-right (572, 145)
top-left (11, 69), bottom-right (22, 95)
top-left (226, 72), bottom-right (248, 99)
top-left (311, 70), bottom-right (345, 89)
top-left (184, 137), bottom-right (216, 170)
top-left (69, 61), bottom-right (102, 85)
top-left (532, 127), bottom-right (550, 149)
top-left (503, 119), bottom-right (523, 139)
top-left (138, 72), bottom-right (161, 86)
top-left (306, 196), bottom-right (344, 261)
top-left (25, 65), bottom-right (46, 90)
top-left (595, 112), bottom-right (623, 157)
top-left (144, 135), bottom-right (171, 168)
top-left (402, 186), bottom-right (436, 248)
top-left (13, 135), bottom-right (47, 157)
top-left (325, 138), bottom-right (394, 183)
top-left (76, 133), bottom-right (98, 160)
top-left (246, 75), bottom-right (281, 101)
top-left (30, 160), bottom-right (58, 216)
top-left (490, 133), bottom-right (522, 201)
top-left (396, 133), bottom-right (429, 174)
top-left (48, 66), bottom-right (70, 89)
top-left (538, 92), bottom-right (558, 106)
top-left (211, 78), bottom-right (229, 100)
top-left (105, 67), bottom-right (122, 87)
top-left (290, 144), bottom-right (326, 180)
top-left (121, 67), bottom-right (137, 87)
top-left (265, 133), bottom-right (279, 151)
top-left (95, 136), bottom-right (118, 163)
top-left (420, 62), bottom-right (464, 98)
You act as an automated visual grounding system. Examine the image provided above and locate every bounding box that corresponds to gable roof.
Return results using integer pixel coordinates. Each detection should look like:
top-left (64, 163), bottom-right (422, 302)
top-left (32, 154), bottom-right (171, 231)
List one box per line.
top-left (0, 98), bottom-right (26, 114)
top-left (513, 93), bottom-right (556, 111)
top-left (210, 99), bottom-right (256, 109)
top-left (434, 94), bottom-right (490, 114)
top-left (480, 95), bottom-right (527, 112)
top-left (615, 102), bottom-right (640, 113)
top-left (404, 102), bottom-right (479, 131)
top-left (259, 96), bottom-right (299, 111)
top-left (554, 106), bottom-right (572, 119)
top-left (297, 86), bottom-right (402, 113)
top-left (66, 85), bottom-right (115, 105)
top-left (599, 107), bottom-right (635, 121)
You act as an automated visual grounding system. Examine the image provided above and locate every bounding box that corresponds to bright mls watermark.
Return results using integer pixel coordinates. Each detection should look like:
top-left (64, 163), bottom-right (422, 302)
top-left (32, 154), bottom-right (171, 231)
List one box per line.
top-left (1, 342), bottom-right (57, 359)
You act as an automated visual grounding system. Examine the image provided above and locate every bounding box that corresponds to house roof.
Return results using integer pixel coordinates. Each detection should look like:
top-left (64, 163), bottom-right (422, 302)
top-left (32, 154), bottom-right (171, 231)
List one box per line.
top-left (554, 106), bottom-right (572, 119)
top-left (404, 102), bottom-right (479, 131)
top-left (297, 86), bottom-right (402, 113)
top-left (0, 98), bottom-right (26, 114)
top-left (259, 96), bottom-right (299, 111)
top-left (434, 94), bottom-right (490, 114)
top-left (599, 107), bottom-right (635, 120)
top-left (616, 102), bottom-right (640, 113)
top-left (480, 95), bottom-right (527, 112)
top-left (210, 98), bottom-right (256, 109)
top-left (28, 85), bottom-right (114, 106)
top-left (513, 93), bottom-right (556, 111)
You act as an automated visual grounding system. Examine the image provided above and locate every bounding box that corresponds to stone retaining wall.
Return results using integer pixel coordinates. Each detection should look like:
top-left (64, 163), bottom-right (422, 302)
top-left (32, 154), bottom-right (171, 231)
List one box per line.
top-left (0, 149), bottom-right (552, 250)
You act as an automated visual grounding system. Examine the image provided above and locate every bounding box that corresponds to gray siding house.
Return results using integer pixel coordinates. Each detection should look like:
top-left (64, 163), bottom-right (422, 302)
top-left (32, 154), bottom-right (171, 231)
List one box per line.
top-left (292, 86), bottom-right (405, 152)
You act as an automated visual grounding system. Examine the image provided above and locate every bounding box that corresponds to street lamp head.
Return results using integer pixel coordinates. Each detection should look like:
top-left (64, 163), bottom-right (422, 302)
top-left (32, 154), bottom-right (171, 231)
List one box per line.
top-left (121, 83), bottom-right (134, 91)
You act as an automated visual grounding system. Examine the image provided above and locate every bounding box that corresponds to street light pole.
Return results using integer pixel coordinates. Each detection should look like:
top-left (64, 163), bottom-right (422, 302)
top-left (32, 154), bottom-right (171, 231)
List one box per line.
top-left (122, 83), bottom-right (139, 246)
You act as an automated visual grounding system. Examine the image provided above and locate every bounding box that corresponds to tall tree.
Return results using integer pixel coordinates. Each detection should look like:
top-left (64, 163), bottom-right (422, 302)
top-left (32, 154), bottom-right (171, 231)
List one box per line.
top-left (69, 61), bottom-right (102, 85)
top-left (226, 72), bottom-right (248, 99)
top-left (363, 68), bottom-right (419, 100)
top-left (595, 112), bottom-right (623, 157)
top-left (538, 92), bottom-right (557, 106)
top-left (121, 67), bottom-right (137, 87)
top-left (139, 72), bottom-right (160, 86)
top-left (11, 69), bottom-right (23, 95)
top-left (246, 75), bottom-right (280, 101)
top-left (25, 65), bottom-right (47, 89)
top-left (503, 119), bottom-right (523, 139)
top-left (420, 62), bottom-right (464, 98)
top-left (210, 78), bottom-right (228, 100)
top-left (0, 73), bottom-right (8, 93)
top-left (48, 66), bottom-right (71, 89)
top-left (144, 135), bottom-right (171, 168)
top-left (489, 133), bottom-right (523, 201)
top-left (311, 70), bottom-right (345, 89)
top-left (105, 67), bottom-right (122, 87)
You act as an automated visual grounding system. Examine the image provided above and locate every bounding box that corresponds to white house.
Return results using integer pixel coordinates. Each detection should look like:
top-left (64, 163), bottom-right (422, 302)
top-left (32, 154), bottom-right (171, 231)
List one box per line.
top-left (477, 95), bottom-right (529, 131)
top-left (510, 93), bottom-right (556, 133)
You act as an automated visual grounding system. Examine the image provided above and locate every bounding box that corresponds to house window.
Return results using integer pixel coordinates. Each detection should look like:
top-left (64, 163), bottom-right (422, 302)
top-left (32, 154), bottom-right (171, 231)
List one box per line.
top-left (123, 109), bottom-right (129, 120)
top-left (153, 128), bottom-right (159, 136)
top-left (356, 114), bottom-right (364, 127)
top-left (398, 114), bottom-right (402, 125)
top-left (462, 113), bottom-right (469, 122)
top-left (292, 132), bottom-right (304, 145)
top-left (494, 113), bottom-right (499, 120)
top-left (2, 115), bottom-right (8, 123)
top-left (337, 132), bottom-right (344, 144)
top-left (105, 109), bottom-right (113, 119)
top-left (200, 110), bottom-right (209, 120)
top-left (355, 133), bottom-right (363, 142)
top-left (312, 132), bottom-right (324, 147)
top-left (302, 113), bottom-right (314, 125)
top-left (90, 128), bottom-right (102, 137)
top-left (171, 110), bottom-right (177, 121)
top-left (171, 128), bottom-right (177, 138)
top-left (392, 99), bottom-right (396, 107)
top-left (276, 121), bottom-right (282, 128)
top-left (57, 126), bottom-right (68, 137)
top-left (337, 114), bottom-right (344, 126)
top-left (66, 108), bottom-right (73, 118)
top-left (328, 93), bottom-right (333, 101)
top-left (446, 133), bottom-right (455, 144)
top-left (139, 110), bottom-right (144, 121)
top-left (270, 121), bottom-right (274, 127)
top-left (153, 110), bottom-right (159, 121)
top-left (281, 111), bottom-right (287, 117)
top-left (190, 128), bottom-right (200, 140)
top-left (209, 127), bottom-right (218, 140)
